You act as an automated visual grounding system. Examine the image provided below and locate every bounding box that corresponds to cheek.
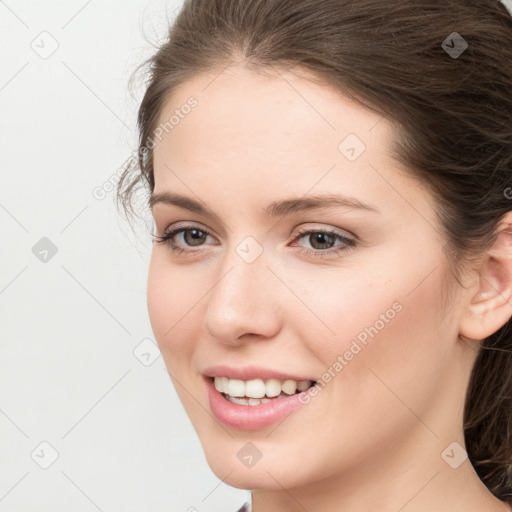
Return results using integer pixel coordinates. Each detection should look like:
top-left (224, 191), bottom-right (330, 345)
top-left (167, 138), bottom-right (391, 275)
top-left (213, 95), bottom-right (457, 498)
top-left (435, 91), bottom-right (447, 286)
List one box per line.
top-left (146, 253), bottom-right (203, 363)
top-left (299, 256), bottom-right (452, 430)
top-left (293, 239), bottom-right (450, 363)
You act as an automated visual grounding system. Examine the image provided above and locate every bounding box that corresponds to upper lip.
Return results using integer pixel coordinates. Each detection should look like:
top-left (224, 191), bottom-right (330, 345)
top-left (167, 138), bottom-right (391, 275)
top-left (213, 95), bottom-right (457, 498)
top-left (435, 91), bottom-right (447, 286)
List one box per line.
top-left (202, 364), bottom-right (317, 382)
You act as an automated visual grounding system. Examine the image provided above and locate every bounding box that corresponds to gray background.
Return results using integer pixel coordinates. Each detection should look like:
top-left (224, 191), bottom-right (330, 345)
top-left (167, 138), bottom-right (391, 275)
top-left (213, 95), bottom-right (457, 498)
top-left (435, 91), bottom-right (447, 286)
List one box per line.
top-left (0, 1), bottom-right (250, 510)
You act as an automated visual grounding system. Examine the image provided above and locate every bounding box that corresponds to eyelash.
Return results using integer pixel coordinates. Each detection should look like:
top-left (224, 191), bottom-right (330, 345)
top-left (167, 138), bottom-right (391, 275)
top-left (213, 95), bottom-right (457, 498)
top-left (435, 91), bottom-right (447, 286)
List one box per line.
top-left (152, 223), bottom-right (356, 258)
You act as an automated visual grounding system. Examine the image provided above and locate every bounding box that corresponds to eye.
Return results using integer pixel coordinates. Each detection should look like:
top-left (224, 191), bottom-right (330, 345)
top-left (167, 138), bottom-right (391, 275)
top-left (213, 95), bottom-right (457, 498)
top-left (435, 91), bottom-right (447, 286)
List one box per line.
top-left (290, 226), bottom-right (356, 258)
top-left (152, 223), bottom-right (216, 255)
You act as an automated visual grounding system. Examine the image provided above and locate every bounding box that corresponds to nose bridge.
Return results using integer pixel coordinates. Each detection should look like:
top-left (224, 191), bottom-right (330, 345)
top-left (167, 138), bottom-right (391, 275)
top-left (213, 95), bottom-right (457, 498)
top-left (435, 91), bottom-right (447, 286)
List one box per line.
top-left (204, 236), bottom-right (281, 342)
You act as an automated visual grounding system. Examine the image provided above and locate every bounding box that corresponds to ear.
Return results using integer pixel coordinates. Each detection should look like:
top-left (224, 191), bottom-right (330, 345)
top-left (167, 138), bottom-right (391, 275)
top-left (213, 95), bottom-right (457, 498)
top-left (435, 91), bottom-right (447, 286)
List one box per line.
top-left (459, 211), bottom-right (512, 341)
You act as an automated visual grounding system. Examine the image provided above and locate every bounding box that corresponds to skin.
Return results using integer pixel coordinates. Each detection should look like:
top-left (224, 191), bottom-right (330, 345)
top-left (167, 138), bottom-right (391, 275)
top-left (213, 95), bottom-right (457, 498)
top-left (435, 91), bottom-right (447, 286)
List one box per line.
top-left (147, 63), bottom-right (512, 512)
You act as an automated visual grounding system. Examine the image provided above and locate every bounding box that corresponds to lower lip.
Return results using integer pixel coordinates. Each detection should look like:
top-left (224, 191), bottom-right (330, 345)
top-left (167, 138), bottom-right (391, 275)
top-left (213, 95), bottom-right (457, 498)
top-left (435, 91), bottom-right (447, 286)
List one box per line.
top-left (205, 377), bottom-right (313, 430)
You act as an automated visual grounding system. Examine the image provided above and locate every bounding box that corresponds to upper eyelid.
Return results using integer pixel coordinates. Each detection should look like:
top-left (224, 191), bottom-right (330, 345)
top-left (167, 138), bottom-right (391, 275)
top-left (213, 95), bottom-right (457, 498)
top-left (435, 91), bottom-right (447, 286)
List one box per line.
top-left (165, 222), bottom-right (217, 239)
top-left (293, 224), bottom-right (355, 240)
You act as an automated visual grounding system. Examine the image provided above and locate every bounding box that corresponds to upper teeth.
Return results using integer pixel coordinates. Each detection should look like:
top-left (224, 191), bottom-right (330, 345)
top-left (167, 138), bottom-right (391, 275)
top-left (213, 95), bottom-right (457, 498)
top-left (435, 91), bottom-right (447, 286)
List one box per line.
top-left (214, 377), bottom-right (314, 398)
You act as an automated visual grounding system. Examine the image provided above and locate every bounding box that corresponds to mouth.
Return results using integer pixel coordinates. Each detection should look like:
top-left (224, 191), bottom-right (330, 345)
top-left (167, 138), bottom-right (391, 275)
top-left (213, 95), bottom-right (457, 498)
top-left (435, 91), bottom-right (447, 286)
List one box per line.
top-left (201, 365), bottom-right (320, 429)
top-left (203, 373), bottom-right (318, 430)
top-left (211, 376), bottom-right (317, 406)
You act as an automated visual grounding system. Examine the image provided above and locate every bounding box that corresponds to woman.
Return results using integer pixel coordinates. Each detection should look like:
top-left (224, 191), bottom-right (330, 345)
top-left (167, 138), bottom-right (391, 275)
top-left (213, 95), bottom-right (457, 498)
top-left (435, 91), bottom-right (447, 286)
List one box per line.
top-left (116, 1), bottom-right (512, 510)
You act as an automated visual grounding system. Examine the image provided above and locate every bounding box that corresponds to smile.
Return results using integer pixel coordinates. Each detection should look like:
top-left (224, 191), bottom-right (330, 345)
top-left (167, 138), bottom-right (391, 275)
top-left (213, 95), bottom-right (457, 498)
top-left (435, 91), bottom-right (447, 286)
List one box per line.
top-left (214, 376), bottom-right (315, 405)
top-left (204, 374), bottom-right (319, 430)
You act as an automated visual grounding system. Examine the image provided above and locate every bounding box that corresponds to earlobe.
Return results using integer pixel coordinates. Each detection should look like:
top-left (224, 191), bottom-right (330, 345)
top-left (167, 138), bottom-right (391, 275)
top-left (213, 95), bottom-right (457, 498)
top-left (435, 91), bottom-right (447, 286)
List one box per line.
top-left (459, 212), bottom-right (512, 341)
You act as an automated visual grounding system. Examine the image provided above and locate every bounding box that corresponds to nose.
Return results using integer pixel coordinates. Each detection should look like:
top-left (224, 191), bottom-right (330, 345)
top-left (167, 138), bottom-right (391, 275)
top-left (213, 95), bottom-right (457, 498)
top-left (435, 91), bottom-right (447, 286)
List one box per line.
top-left (204, 243), bottom-right (283, 345)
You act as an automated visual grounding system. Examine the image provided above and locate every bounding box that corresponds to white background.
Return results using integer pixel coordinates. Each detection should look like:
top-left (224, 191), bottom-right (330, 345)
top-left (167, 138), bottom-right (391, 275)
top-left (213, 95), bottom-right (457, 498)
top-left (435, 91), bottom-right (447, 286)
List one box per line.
top-left (0, 1), bottom-right (250, 510)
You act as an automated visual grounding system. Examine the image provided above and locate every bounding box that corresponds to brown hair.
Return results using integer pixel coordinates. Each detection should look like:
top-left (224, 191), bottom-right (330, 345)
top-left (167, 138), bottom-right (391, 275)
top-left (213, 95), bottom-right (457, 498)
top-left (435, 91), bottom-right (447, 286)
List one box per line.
top-left (116, 0), bottom-right (512, 503)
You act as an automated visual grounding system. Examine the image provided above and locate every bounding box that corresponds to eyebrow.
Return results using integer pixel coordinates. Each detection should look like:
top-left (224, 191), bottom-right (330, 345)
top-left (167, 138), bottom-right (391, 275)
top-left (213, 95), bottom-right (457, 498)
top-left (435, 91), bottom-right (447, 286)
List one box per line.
top-left (149, 192), bottom-right (380, 218)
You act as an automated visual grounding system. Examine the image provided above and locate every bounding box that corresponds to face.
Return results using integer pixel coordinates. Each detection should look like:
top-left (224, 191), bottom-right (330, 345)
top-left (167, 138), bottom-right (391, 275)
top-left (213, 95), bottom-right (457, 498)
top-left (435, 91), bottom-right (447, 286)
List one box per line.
top-left (147, 65), bottom-right (469, 491)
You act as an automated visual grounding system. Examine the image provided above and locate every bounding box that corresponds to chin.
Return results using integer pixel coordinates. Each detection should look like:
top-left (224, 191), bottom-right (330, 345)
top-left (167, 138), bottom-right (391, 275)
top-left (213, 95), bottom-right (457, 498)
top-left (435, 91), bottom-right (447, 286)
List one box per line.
top-left (209, 461), bottom-right (298, 491)
top-left (200, 439), bottom-right (317, 491)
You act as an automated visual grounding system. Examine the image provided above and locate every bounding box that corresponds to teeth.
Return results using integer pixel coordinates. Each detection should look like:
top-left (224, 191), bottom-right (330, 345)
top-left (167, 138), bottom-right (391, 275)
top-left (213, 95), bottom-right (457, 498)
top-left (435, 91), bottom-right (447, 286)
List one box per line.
top-left (228, 396), bottom-right (249, 405)
top-left (226, 378), bottom-right (245, 397)
top-left (226, 396), bottom-right (273, 406)
top-left (266, 378), bottom-right (282, 397)
top-left (214, 376), bottom-right (314, 399)
top-left (246, 379), bottom-right (266, 398)
top-left (282, 380), bottom-right (297, 394)
top-left (297, 380), bottom-right (311, 392)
